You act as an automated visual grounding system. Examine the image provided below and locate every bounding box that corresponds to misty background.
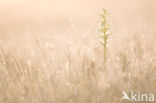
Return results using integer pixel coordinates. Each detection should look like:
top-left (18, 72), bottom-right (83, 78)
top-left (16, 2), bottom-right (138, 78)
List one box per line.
top-left (0, 0), bottom-right (156, 38)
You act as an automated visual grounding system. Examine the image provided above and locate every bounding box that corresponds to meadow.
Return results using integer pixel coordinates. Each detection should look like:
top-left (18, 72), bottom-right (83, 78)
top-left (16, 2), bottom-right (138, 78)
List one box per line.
top-left (0, 0), bottom-right (156, 103)
top-left (0, 23), bottom-right (155, 103)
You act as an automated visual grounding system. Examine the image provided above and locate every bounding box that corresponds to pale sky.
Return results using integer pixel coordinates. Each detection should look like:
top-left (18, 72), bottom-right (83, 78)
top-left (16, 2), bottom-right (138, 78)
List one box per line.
top-left (0, 0), bottom-right (156, 35)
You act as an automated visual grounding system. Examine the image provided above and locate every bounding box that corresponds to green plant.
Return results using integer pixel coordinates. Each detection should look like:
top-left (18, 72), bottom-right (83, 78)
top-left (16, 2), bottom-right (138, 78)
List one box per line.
top-left (98, 9), bottom-right (112, 72)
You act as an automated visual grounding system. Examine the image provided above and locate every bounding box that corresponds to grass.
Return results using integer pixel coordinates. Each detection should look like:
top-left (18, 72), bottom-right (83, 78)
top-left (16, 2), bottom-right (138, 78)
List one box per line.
top-left (0, 11), bottom-right (156, 103)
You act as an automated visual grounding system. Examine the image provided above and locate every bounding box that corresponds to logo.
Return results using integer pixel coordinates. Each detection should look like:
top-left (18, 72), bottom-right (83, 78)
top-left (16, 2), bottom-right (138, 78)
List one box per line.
top-left (121, 91), bottom-right (154, 102)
